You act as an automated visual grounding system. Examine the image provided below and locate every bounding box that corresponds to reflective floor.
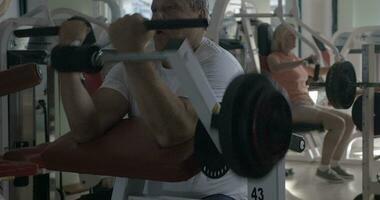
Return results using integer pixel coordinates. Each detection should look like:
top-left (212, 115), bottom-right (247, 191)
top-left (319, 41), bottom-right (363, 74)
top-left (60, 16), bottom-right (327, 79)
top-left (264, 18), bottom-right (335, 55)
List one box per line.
top-left (66, 161), bottom-right (361, 200)
top-left (67, 135), bottom-right (376, 200)
top-left (286, 162), bottom-right (362, 200)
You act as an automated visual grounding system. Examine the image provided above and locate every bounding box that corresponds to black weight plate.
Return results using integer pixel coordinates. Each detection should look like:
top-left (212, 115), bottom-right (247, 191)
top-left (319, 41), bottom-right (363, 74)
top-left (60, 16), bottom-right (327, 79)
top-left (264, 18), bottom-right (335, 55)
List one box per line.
top-left (354, 194), bottom-right (380, 200)
top-left (219, 74), bottom-right (291, 178)
top-left (351, 93), bottom-right (380, 135)
top-left (326, 61), bottom-right (357, 109)
top-left (219, 74), bottom-right (267, 178)
top-left (194, 121), bottom-right (230, 179)
top-left (231, 76), bottom-right (270, 177)
top-left (249, 88), bottom-right (292, 177)
top-left (217, 74), bottom-right (248, 177)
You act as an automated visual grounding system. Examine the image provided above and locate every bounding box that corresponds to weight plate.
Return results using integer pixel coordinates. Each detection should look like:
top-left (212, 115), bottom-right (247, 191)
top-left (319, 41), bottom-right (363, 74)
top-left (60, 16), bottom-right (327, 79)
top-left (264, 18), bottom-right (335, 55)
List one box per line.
top-left (219, 74), bottom-right (292, 178)
top-left (326, 61), bottom-right (357, 109)
top-left (351, 93), bottom-right (380, 135)
top-left (194, 121), bottom-right (229, 179)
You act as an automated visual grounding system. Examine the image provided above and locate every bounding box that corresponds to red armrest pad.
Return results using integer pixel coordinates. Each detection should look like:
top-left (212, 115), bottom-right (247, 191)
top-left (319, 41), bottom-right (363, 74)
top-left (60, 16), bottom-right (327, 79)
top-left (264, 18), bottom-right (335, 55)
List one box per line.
top-left (83, 73), bottom-right (103, 96)
top-left (0, 160), bottom-right (38, 177)
top-left (3, 143), bottom-right (48, 168)
top-left (0, 64), bottom-right (41, 97)
top-left (41, 118), bottom-right (201, 182)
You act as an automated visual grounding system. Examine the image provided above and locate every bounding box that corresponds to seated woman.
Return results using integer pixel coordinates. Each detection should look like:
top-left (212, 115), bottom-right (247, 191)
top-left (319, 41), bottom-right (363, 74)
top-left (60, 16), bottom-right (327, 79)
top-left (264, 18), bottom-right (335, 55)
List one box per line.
top-left (267, 23), bottom-right (355, 183)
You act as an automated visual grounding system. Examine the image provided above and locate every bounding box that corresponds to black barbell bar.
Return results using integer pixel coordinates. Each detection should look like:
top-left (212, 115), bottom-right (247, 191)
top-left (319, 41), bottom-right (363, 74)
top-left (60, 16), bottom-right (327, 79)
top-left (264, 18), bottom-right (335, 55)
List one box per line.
top-left (355, 82), bottom-right (380, 88)
top-left (50, 44), bottom-right (173, 73)
top-left (309, 61), bottom-right (380, 109)
top-left (13, 18), bottom-right (209, 38)
top-left (310, 78), bottom-right (380, 88)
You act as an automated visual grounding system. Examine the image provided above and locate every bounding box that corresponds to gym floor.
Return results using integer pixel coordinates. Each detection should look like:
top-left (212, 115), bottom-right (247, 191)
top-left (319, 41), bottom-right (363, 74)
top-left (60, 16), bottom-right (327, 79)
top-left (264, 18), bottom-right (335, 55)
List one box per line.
top-left (65, 136), bottom-right (373, 200)
top-left (286, 161), bottom-right (361, 200)
top-left (285, 136), bottom-right (380, 200)
top-left (65, 162), bottom-right (361, 200)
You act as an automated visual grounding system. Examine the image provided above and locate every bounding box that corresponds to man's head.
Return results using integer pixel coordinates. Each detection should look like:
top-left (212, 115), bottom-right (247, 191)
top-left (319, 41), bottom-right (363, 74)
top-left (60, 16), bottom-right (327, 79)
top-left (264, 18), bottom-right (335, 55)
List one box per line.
top-left (151, 0), bottom-right (209, 51)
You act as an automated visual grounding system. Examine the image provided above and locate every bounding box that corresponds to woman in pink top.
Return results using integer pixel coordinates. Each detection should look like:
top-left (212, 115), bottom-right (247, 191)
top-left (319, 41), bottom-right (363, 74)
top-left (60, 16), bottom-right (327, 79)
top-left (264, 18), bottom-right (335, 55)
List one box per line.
top-left (268, 23), bottom-right (355, 183)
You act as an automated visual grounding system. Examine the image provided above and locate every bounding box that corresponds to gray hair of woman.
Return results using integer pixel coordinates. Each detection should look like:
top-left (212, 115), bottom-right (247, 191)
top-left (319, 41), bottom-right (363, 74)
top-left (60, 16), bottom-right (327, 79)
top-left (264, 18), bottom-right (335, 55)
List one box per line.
top-left (271, 23), bottom-right (295, 52)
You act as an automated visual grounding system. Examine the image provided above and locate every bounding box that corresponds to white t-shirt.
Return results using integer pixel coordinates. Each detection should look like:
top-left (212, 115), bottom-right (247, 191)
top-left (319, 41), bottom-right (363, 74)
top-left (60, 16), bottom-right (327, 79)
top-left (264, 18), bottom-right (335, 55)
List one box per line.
top-left (101, 37), bottom-right (247, 200)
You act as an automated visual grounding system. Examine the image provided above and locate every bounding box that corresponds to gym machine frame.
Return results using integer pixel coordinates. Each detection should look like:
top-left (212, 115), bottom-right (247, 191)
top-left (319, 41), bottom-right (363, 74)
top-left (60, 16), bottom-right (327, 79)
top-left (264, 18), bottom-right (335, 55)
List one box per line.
top-left (338, 26), bottom-right (380, 199)
top-left (0, 6), bottom-right (116, 199)
top-left (0, 12), bottom-right (52, 200)
top-left (362, 43), bottom-right (380, 200)
top-left (206, 0), bottom-right (340, 74)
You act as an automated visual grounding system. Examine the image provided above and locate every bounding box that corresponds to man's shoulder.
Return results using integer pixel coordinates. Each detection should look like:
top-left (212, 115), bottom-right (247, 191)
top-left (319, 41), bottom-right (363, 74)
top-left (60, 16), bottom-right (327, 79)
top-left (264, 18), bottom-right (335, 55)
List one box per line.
top-left (197, 38), bottom-right (242, 69)
top-left (197, 37), bottom-right (228, 57)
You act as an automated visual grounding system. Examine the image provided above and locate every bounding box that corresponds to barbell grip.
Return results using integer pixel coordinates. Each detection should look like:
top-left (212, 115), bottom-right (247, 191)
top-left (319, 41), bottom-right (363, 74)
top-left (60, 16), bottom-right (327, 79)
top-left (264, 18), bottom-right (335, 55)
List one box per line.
top-left (313, 63), bottom-right (321, 81)
top-left (308, 82), bottom-right (326, 87)
top-left (51, 45), bottom-right (169, 73)
top-left (144, 18), bottom-right (209, 30)
top-left (14, 19), bottom-right (209, 38)
top-left (14, 27), bottom-right (60, 38)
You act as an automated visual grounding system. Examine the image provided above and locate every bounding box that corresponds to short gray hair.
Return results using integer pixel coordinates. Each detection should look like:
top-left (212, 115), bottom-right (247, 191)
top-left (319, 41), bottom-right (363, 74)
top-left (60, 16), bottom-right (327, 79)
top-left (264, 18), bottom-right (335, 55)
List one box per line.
top-left (188, 0), bottom-right (209, 15)
top-left (271, 23), bottom-right (294, 52)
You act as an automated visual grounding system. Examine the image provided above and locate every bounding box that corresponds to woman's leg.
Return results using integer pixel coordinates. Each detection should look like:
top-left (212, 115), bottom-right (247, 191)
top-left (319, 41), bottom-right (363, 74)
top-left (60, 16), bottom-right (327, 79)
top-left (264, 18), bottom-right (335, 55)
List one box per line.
top-left (318, 106), bottom-right (355, 162)
top-left (292, 104), bottom-right (346, 166)
top-left (315, 106), bottom-right (355, 180)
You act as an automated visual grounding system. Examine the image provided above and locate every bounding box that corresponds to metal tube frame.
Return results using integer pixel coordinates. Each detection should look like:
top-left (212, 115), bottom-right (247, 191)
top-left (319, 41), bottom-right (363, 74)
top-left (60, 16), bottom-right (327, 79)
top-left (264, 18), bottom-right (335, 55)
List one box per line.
top-left (288, 0), bottom-right (343, 63)
top-left (232, 0), bottom-right (323, 65)
top-left (50, 8), bottom-right (108, 30)
top-left (362, 44), bottom-right (378, 200)
top-left (205, 0), bottom-right (229, 42)
top-left (206, 0), bottom-right (326, 72)
top-left (239, 0), bottom-right (260, 73)
top-left (340, 26), bottom-right (380, 58)
top-left (92, 0), bottom-right (121, 22)
top-left (234, 13), bottom-right (293, 18)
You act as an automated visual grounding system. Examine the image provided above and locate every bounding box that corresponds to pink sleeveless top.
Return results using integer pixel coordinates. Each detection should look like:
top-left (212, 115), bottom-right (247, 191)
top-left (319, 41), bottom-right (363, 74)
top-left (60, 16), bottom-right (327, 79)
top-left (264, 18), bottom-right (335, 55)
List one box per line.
top-left (269, 52), bottom-right (313, 105)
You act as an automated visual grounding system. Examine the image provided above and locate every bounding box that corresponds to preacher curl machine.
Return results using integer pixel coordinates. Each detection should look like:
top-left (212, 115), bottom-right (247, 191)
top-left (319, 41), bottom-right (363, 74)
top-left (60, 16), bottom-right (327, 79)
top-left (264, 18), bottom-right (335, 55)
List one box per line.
top-left (2, 17), bottom-right (306, 200)
top-left (44, 18), bottom-right (294, 179)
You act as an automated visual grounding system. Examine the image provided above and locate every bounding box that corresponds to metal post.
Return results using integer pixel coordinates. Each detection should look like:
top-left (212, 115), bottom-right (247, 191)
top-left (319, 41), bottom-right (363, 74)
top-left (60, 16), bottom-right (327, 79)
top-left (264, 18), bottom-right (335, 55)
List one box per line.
top-left (362, 44), bottom-right (376, 200)
top-left (240, 0), bottom-right (260, 73)
top-left (249, 159), bottom-right (285, 200)
top-left (19, 0), bottom-right (27, 16)
top-left (205, 0), bottom-right (229, 42)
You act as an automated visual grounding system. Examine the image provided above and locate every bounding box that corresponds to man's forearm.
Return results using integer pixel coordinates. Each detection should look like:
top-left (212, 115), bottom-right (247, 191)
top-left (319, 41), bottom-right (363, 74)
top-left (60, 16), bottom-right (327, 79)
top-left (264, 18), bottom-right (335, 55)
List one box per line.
top-left (123, 61), bottom-right (197, 146)
top-left (59, 73), bottom-right (101, 135)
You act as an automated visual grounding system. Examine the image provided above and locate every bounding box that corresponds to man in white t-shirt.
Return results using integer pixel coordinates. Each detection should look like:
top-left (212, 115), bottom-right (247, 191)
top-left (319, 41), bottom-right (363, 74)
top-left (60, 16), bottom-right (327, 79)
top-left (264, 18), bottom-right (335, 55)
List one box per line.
top-left (59, 0), bottom-right (246, 199)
